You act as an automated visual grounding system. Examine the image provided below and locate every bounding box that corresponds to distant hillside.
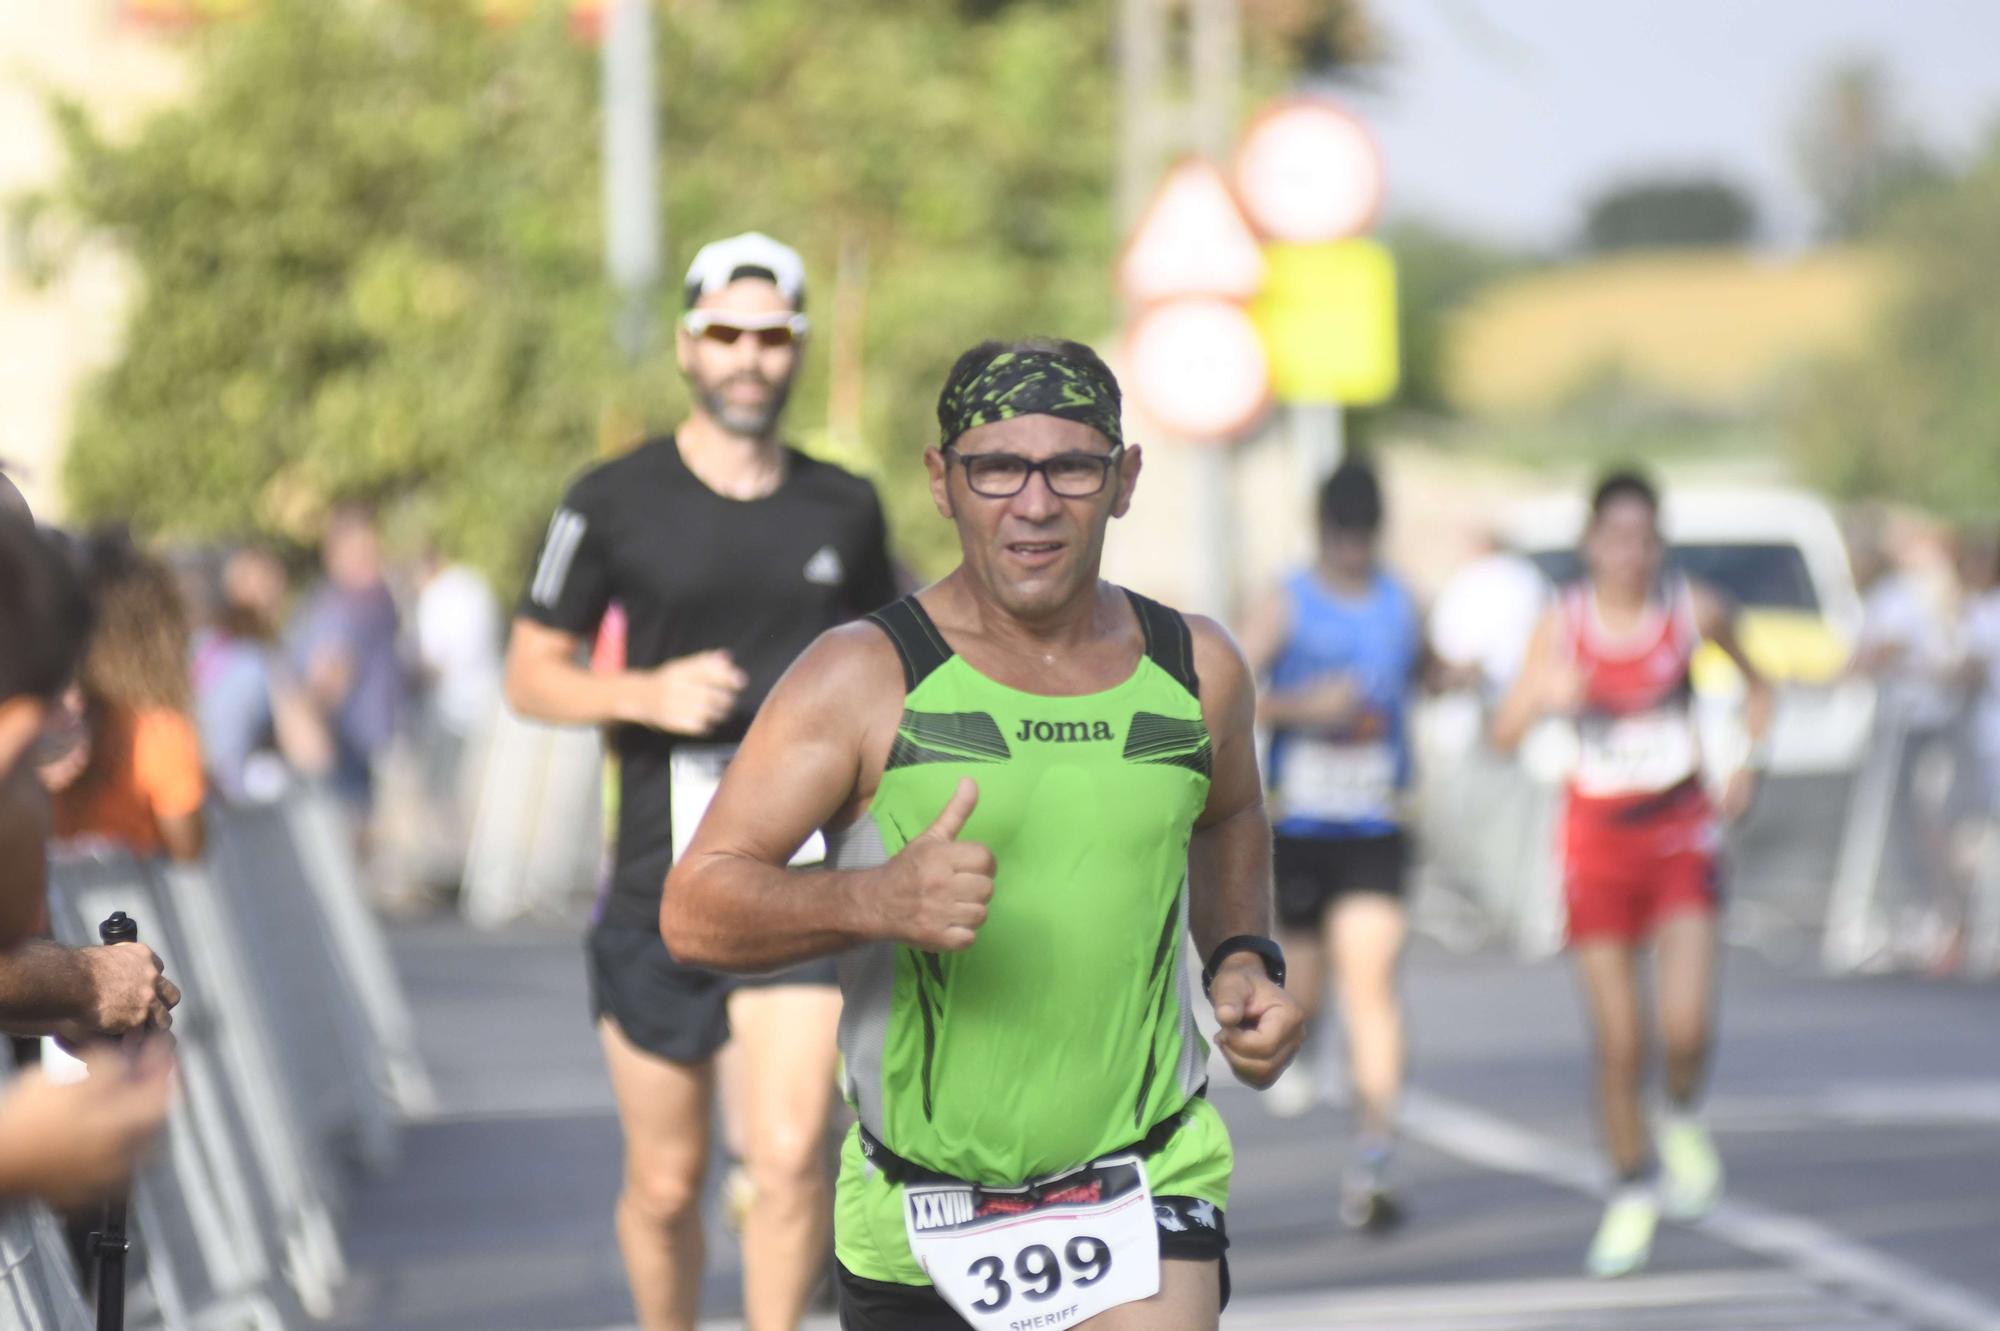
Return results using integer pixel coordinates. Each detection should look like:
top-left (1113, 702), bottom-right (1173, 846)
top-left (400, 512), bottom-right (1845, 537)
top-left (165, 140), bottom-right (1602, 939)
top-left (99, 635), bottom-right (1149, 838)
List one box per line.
top-left (1443, 249), bottom-right (1894, 417)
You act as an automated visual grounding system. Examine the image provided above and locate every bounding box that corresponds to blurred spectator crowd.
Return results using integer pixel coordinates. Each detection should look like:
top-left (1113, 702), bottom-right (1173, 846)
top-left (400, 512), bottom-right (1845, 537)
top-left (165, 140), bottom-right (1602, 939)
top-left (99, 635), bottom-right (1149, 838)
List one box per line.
top-left (20, 479), bottom-right (502, 911)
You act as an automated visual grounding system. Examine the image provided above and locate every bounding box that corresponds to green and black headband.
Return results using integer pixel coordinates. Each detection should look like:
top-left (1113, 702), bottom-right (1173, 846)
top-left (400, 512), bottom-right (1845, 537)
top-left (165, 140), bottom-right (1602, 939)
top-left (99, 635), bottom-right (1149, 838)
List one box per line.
top-left (937, 347), bottom-right (1125, 451)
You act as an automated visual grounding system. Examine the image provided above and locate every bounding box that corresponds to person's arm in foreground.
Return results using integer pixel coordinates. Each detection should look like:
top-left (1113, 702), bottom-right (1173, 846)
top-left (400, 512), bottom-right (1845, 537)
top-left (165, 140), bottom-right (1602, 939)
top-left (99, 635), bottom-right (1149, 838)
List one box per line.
top-left (1185, 618), bottom-right (1305, 1090)
top-left (662, 623), bottom-right (994, 971)
top-left (0, 1040), bottom-right (175, 1209)
top-left (0, 762), bottom-right (179, 1039)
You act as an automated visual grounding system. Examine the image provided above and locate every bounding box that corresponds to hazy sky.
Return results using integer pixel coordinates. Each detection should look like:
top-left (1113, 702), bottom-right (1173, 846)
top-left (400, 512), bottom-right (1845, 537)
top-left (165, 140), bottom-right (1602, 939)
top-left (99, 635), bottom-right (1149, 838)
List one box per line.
top-left (1339, 0), bottom-right (2000, 249)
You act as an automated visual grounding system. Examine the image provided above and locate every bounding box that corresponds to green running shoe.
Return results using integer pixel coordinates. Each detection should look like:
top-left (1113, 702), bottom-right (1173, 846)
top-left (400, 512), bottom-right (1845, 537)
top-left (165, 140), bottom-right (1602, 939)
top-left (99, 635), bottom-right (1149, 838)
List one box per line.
top-left (1586, 1190), bottom-right (1658, 1278)
top-left (1658, 1117), bottom-right (1723, 1221)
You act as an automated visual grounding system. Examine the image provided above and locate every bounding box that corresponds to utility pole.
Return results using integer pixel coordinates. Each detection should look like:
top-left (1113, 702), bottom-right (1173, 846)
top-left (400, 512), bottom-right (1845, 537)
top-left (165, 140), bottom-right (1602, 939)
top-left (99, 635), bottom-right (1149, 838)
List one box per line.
top-left (602, 0), bottom-right (660, 366)
top-left (1119, 0), bottom-right (1244, 620)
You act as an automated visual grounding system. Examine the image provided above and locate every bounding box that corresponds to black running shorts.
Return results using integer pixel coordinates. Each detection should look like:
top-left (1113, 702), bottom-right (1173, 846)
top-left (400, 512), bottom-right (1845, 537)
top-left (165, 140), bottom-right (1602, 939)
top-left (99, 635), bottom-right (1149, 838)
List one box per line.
top-left (1273, 830), bottom-right (1409, 931)
top-left (586, 920), bottom-right (837, 1065)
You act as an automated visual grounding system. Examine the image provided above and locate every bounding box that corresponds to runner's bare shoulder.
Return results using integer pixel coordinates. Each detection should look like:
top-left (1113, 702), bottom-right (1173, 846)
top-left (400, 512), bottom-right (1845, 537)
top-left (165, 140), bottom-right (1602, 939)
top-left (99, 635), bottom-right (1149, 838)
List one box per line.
top-left (1183, 612), bottom-right (1256, 702)
top-left (765, 618), bottom-right (909, 735)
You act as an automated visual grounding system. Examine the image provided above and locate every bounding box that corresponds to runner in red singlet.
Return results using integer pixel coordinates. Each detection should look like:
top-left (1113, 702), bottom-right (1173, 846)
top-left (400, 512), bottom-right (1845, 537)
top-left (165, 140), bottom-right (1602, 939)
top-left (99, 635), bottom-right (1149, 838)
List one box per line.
top-left (1493, 470), bottom-right (1772, 1278)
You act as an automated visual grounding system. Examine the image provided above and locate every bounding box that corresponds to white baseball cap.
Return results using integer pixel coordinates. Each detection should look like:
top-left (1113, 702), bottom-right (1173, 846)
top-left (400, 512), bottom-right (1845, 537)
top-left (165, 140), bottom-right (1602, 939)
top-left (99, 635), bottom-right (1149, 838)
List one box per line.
top-left (682, 231), bottom-right (807, 311)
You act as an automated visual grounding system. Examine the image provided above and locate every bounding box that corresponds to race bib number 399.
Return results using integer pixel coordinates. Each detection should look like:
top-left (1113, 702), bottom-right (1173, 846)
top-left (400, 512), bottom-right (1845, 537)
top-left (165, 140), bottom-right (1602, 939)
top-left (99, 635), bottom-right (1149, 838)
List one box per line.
top-left (903, 1156), bottom-right (1159, 1330)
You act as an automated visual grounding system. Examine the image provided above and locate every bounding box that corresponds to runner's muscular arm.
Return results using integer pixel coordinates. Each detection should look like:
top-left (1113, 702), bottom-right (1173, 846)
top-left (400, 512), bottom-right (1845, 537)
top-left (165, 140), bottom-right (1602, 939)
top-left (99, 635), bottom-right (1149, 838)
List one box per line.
top-left (1185, 617), bottom-right (1275, 954)
top-left (1692, 582), bottom-right (1774, 821)
top-left (1239, 583), bottom-right (1367, 731)
top-left (1489, 609), bottom-right (1571, 753)
top-left (504, 618), bottom-right (746, 735)
top-left (1690, 583), bottom-right (1774, 745)
top-left (663, 623), bottom-right (991, 971)
top-left (1186, 617), bottom-right (1303, 1089)
top-left (504, 619), bottom-right (640, 726)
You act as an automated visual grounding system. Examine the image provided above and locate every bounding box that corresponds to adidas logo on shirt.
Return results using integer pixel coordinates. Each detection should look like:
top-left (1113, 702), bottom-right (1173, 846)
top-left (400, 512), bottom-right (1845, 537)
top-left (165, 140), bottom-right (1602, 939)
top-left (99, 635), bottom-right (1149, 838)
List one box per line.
top-left (803, 545), bottom-right (845, 586)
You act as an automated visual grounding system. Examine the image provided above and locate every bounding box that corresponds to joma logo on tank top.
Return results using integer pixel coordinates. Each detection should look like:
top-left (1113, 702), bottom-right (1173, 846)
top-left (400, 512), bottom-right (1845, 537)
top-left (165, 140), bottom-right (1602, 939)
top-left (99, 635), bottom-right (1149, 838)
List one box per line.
top-left (1014, 719), bottom-right (1116, 743)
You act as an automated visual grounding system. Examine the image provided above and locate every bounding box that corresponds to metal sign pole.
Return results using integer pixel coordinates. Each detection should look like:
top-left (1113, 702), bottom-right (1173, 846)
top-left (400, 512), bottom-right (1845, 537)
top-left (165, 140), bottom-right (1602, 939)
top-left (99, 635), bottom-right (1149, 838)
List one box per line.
top-left (1191, 0), bottom-right (1241, 618)
top-left (602, 0), bottom-right (660, 365)
top-left (1192, 449), bottom-right (1237, 619)
top-left (1291, 400), bottom-right (1344, 493)
top-left (91, 910), bottom-right (139, 1331)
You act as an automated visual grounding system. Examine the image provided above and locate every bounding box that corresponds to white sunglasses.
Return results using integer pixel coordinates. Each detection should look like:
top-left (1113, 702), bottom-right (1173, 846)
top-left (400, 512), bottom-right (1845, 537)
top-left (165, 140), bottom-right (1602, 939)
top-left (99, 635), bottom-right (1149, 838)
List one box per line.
top-left (680, 310), bottom-right (811, 347)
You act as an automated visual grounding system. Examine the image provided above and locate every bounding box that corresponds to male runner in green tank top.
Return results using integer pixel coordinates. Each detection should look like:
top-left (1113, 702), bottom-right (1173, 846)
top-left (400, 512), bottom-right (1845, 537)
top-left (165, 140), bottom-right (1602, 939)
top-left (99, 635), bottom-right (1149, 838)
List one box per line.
top-left (664, 337), bottom-right (1303, 1330)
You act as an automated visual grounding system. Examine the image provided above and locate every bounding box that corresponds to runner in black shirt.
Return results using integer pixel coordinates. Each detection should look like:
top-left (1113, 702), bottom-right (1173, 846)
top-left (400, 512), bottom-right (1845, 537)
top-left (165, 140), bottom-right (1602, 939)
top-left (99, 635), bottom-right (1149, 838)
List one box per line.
top-left (506, 232), bottom-right (896, 1331)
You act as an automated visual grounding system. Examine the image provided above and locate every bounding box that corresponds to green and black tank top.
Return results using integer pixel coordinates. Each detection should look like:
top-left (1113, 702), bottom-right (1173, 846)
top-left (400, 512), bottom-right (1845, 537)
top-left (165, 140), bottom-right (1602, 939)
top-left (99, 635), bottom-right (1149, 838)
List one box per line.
top-left (823, 588), bottom-right (1213, 1186)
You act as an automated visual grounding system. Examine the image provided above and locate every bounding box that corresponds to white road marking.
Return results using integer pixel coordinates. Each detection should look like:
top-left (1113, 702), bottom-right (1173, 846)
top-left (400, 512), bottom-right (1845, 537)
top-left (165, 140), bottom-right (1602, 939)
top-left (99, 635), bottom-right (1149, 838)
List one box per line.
top-left (1400, 1086), bottom-right (2000, 1331)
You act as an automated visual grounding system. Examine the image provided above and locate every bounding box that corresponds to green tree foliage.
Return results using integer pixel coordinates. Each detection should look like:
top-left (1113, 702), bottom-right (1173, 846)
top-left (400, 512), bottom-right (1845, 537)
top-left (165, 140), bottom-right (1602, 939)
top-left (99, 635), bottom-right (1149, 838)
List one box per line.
top-left (40, 0), bottom-right (1379, 581)
top-left (48, 2), bottom-right (620, 579)
top-left (1790, 134), bottom-right (2000, 516)
top-left (1793, 58), bottom-right (1945, 242)
top-left (40, 0), bottom-right (1122, 581)
top-left (1376, 219), bottom-right (1522, 416)
top-left (1580, 177), bottom-right (1759, 254)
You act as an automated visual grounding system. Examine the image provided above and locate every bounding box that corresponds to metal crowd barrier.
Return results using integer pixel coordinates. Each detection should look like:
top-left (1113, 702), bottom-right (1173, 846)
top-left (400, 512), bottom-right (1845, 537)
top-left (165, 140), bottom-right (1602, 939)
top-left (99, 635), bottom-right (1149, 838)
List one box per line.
top-left (1412, 695), bottom-right (1566, 960)
top-left (1966, 829), bottom-right (2000, 979)
top-left (18, 783), bottom-right (434, 1329)
top-left (1416, 693), bottom-right (1882, 968)
top-left (1826, 702), bottom-right (2000, 977)
top-left (460, 705), bottom-right (604, 928)
top-left (0, 1206), bottom-right (90, 1331)
top-left (46, 851), bottom-right (308, 1329)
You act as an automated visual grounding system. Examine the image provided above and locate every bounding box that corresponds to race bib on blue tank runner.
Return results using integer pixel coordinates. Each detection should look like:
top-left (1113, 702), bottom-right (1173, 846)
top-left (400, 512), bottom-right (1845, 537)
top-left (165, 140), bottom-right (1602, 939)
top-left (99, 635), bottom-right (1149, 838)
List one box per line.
top-left (670, 744), bottom-right (825, 866)
top-left (1276, 738), bottom-right (1397, 823)
top-left (902, 1155), bottom-right (1159, 1330)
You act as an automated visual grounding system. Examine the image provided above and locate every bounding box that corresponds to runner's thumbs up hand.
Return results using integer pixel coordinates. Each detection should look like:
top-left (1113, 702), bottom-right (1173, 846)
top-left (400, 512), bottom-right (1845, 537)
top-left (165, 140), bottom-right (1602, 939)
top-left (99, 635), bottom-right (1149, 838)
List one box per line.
top-left (888, 778), bottom-right (996, 953)
top-left (1211, 957), bottom-right (1305, 1091)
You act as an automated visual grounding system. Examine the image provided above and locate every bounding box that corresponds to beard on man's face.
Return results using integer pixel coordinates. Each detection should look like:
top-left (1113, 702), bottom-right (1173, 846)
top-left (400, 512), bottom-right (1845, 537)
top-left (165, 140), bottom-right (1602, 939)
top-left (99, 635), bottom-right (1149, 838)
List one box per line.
top-left (692, 366), bottom-right (793, 438)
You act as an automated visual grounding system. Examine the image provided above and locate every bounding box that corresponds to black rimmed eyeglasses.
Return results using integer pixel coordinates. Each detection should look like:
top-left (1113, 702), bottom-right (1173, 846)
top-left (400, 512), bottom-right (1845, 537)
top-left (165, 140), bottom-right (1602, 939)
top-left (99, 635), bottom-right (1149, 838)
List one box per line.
top-left (941, 444), bottom-right (1125, 499)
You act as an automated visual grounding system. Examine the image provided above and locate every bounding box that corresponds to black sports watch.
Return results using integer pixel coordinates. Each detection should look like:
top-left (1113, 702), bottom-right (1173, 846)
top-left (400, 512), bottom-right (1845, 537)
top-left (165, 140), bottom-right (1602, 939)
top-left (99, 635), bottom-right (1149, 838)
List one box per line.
top-left (1201, 935), bottom-right (1287, 995)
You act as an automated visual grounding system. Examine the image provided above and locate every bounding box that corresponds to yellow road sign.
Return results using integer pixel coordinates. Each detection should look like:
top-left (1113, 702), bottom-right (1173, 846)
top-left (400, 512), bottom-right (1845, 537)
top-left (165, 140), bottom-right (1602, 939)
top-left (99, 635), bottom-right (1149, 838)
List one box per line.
top-left (1252, 239), bottom-right (1399, 406)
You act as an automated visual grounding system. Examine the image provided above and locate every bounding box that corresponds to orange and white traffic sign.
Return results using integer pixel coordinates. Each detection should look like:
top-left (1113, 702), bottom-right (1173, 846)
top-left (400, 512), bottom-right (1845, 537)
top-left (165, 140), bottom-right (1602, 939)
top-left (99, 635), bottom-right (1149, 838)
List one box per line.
top-left (1118, 158), bottom-right (1267, 306)
top-left (1234, 98), bottom-right (1385, 244)
top-left (1123, 298), bottom-right (1271, 443)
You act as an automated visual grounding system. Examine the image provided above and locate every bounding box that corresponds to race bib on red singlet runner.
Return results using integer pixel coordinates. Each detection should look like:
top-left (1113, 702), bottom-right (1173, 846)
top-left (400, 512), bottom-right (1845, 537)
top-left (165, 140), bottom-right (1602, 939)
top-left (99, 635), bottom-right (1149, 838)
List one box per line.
top-left (903, 1155), bottom-right (1159, 1330)
top-left (1573, 709), bottom-right (1699, 799)
top-left (670, 744), bottom-right (825, 866)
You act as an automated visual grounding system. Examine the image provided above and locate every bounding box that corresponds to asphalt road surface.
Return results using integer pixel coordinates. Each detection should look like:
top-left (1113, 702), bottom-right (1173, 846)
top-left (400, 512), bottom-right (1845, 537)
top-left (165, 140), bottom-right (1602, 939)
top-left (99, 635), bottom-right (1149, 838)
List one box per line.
top-left (326, 910), bottom-right (2000, 1331)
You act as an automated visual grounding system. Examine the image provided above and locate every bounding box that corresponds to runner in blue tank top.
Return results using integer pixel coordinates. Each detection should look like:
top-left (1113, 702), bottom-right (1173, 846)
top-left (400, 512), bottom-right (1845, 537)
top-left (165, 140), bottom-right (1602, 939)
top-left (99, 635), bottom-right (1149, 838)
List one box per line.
top-left (1240, 459), bottom-right (1423, 1231)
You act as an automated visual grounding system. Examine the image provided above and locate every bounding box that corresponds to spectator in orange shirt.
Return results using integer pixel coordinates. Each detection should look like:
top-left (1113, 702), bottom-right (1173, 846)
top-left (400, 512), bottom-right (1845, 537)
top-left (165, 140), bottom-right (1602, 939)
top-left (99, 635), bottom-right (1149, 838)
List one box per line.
top-left (46, 533), bottom-right (206, 863)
